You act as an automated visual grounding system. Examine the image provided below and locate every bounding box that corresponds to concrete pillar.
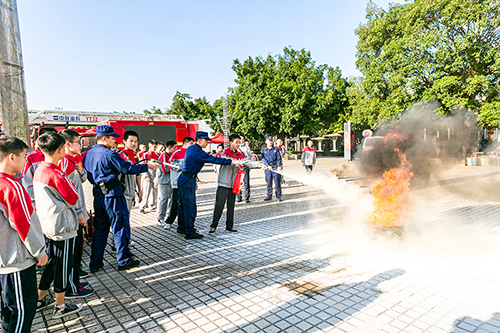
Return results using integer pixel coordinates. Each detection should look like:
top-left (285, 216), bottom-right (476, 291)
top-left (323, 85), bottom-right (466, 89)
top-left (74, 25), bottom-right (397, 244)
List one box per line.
top-left (315, 138), bottom-right (324, 152)
top-left (332, 137), bottom-right (338, 151)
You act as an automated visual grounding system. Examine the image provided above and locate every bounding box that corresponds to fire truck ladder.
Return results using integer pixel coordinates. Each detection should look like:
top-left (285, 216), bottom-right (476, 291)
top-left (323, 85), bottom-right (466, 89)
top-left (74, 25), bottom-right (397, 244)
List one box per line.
top-left (28, 109), bottom-right (185, 125)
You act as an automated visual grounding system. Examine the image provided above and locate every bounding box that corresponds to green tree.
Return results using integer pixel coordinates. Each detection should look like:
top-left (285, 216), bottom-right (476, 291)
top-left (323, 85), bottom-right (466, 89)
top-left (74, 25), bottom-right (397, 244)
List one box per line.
top-left (231, 47), bottom-right (348, 141)
top-left (353, 0), bottom-right (500, 128)
top-left (143, 106), bottom-right (163, 114)
top-left (166, 91), bottom-right (198, 119)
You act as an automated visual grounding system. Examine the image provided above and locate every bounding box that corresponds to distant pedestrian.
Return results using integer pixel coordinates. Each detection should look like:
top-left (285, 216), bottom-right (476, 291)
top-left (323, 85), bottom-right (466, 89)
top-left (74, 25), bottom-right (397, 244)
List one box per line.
top-left (261, 136), bottom-right (283, 202)
top-left (137, 144), bottom-right (147, 160)
top-left (302, 139), bottom-right (316, 173)
top-left (276, 138), bottom-right (287, 186)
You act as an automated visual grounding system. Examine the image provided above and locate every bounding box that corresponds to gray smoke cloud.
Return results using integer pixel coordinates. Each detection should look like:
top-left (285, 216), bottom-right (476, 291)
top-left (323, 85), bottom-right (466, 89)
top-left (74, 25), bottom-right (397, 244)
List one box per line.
top-left (357, 102), bottom-right (479, 188)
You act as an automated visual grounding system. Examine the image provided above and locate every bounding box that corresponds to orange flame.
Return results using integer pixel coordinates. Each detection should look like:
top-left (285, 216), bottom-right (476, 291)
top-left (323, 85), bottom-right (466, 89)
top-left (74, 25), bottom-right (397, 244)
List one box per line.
top-left (368, 139), bottom-right (413, 227)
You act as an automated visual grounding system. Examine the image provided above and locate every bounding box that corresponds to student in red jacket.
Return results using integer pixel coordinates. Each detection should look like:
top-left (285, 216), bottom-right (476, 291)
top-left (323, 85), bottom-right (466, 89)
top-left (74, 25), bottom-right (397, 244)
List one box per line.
top-left (301, 139), bottom-right (317, 173)
top-left (58, 129), bottom-right (94, 299)
top-left (209, 134), bottom-right (263, 234)
top-left (21, 127), bottom-right (58, 205)
top-left (34, 133), bottom-right (83, 319)
top-left (0, 136), bottom-right (47, 333)
top-left (139, 140), bottom-right (159, 213)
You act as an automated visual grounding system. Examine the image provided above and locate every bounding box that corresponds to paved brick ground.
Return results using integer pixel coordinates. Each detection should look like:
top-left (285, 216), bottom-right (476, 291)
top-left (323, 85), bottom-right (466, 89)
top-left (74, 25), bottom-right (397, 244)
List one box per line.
top-left (32, 158), bottom-right (500, 333)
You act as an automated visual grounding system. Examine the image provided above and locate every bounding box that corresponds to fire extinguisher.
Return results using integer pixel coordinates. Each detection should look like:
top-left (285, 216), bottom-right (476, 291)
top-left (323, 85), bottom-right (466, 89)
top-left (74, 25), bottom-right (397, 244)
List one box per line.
top-left (232, 168), bottom-right (245, 194)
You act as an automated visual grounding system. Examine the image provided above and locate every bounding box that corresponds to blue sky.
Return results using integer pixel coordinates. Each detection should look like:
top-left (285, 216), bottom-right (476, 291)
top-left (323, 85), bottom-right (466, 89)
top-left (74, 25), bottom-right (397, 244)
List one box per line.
top-left (18, 0), bottom-right (397, 113)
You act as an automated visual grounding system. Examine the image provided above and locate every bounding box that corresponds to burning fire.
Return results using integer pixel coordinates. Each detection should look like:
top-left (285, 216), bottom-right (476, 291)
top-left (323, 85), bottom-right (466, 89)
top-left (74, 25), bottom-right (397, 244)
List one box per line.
top-left (367, 133), bottom-right (414, 227)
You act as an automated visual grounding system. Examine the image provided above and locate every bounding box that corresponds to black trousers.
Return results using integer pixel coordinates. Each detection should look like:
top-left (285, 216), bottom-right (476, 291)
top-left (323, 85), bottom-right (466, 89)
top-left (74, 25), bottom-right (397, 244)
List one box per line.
top-left (305, 165), bottom-right (313, 173)
top-left (165, 188), bottom-right (179, 225)
top-left (72, 225), bottom-right (84, 287)
top-left (39, 238), bottom-right (77, 294)
top-left (236, 167), bottom-right (250, 200)
top-left (0, 265), bottom-right (37, 333)
top-left (210, 186), bottom-right (236, 230)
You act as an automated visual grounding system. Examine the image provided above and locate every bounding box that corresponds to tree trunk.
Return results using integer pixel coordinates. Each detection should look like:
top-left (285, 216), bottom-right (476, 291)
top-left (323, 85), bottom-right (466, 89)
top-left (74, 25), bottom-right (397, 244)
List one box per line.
top-left (0, 0), bottom-right (30, 143)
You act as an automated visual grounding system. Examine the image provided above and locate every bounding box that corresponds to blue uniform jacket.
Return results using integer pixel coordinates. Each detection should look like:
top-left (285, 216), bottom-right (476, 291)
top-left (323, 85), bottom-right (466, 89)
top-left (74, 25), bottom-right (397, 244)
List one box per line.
top-left (261, 146), bottom-right (283, 169)
top-left (178, 143), bottom-right (232, 188)
top-left (83, 144), bottom-right (148, 197)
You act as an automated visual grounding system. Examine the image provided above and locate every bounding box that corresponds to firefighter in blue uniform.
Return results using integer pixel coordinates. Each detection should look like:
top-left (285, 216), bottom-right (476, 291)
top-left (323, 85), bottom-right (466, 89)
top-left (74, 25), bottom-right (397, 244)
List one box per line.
top-left (177, 131), bottom-right (242, 239)
top-left (261, 136), bottom-right (283, 202)
top-left (83, 125), bottom-right (159, 272)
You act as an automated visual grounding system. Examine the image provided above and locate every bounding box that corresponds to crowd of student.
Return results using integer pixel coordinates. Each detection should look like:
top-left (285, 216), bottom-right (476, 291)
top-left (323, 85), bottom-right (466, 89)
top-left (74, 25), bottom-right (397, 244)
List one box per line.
top-left (0, 124), bottom-right (318, 332)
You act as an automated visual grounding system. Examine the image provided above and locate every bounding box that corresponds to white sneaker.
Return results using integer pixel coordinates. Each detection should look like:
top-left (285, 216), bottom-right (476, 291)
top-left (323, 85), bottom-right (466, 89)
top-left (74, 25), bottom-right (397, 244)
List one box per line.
top-left (163, 223), bottom-right (171, 230)
top-left (129, 240), bottom-right (136, 248)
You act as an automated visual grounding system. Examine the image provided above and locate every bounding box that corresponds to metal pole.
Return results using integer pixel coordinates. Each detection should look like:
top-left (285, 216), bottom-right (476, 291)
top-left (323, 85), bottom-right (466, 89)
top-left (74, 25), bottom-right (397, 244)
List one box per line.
top-left (0, 0), bottom-right (30, 143)
top-left (217, 97), bottom-right (233, 148)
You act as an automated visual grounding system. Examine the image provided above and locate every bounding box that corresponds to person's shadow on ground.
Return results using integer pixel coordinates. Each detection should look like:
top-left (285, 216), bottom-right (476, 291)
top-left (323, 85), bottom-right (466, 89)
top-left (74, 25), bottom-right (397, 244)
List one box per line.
top-left (221, 268), bottom-right (405, 333)
top-left (452, 312), bottom-right (500, 332)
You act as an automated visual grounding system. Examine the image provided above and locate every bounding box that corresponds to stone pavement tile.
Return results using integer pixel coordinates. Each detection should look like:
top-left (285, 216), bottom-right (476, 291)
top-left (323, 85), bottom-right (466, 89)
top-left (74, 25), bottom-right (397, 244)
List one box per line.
top-left (477, 323), bottom-right (500, 333)
top-left (453, 328), bottom-right (472, 333)
top-left (398, 314), bottom-right (415, 324)
top-left (36, 162), bottom-right (500, 332)
top-left (199, 322), bottom-right (218, 332)
top-left (336, 320), bottom-right (356, 332)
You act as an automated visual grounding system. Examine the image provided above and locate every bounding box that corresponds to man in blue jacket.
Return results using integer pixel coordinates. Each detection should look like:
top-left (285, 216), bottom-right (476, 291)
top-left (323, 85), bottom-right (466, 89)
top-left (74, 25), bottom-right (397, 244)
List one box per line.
top-left (177, 131), bottom-right (243, 239)
top-left (83, 125), bottom-right (159, 272)
top-left (261, 136), bottom-right (283, 202)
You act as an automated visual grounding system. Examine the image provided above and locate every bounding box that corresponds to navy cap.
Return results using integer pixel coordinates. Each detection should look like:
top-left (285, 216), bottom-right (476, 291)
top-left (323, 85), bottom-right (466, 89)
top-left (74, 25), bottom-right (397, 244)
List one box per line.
top-left (96, 125), bottom-right (120, 138)
top-left (265, 136), bottom-right (273, 141)
top-left (195, 131), bottom-right (212, 141)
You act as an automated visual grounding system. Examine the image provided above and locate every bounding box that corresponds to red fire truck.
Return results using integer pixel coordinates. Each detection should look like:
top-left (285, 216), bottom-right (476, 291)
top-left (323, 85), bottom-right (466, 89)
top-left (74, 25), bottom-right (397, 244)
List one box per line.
top-left (29, 110), bottom-right (200, 151)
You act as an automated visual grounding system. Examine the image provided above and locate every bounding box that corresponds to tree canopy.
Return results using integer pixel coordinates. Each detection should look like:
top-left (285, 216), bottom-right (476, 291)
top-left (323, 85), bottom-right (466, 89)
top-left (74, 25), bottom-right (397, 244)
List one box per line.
top-left (144, 92), bottom-right (223, 133)
top-left (351, 0), bottom-right (500, 128)
top-left (230, 47), bottom-right (349, 140)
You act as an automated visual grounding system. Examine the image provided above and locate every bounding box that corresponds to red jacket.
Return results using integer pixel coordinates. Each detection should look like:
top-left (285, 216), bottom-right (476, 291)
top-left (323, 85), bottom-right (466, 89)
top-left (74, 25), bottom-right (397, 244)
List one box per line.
top-left (20, 148), bottom-right (45, 204)
top-left (33, 162), bottom-right (79, 240)
top-left (0, 172), bottom-right (46, 274)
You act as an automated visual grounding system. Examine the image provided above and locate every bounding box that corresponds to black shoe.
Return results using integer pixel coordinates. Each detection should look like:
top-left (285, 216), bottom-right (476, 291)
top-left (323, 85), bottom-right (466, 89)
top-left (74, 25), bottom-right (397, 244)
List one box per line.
top-left (118, 258), bottom-right (140, 271)
top-left (226, 228), bottom-right (238, 234)
top-left (236, 197), bottom-right (242, 202)
top-left (277, 197), bottom-right (282, 202)
top-left (209, 227), bottom-right (216, 234)
top-left (90, 264), bottom-right (103, 273)
top-left (52, 303), bottom-right (82, 319)
top-left (185, 233), bottom-right (204, 240)
top-left (177, 229), bottom-right (186, 234)
top-left (36, 297), bottom-right (55, 312)
top-left (264, 196), bottom-right (272, 201)
top-left (79, 270), bottom-right (89, 279)
top-left (245, 199), bottom-right (250, 203)
top-left (139, 209), bottom-right (146, 214)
